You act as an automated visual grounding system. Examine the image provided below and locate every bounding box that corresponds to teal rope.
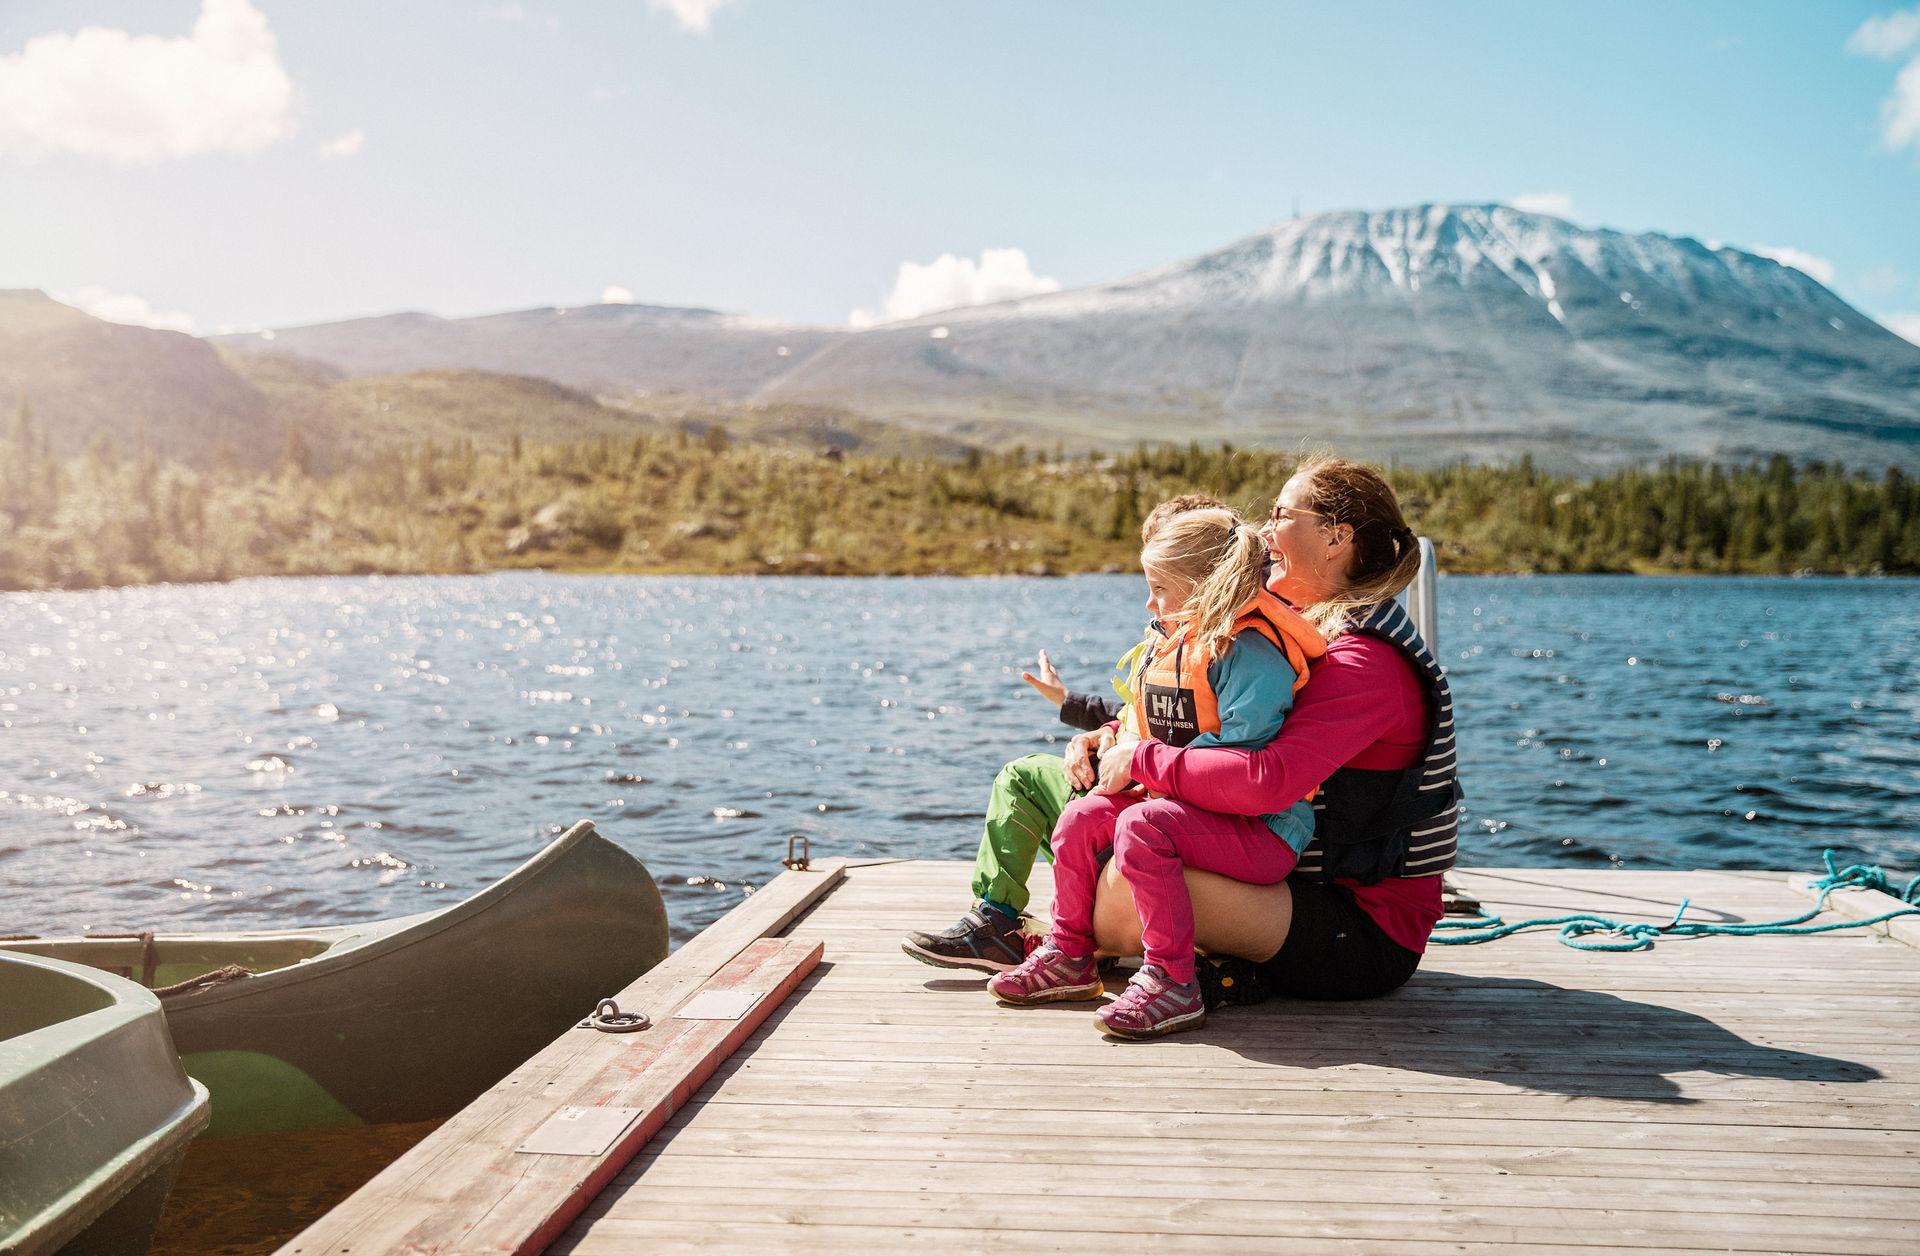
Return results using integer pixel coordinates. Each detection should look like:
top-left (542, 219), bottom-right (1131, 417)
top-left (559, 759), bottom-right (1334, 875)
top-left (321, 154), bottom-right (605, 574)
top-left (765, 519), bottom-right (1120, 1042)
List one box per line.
top-left (1432, 849), bottom-right (1920, 951)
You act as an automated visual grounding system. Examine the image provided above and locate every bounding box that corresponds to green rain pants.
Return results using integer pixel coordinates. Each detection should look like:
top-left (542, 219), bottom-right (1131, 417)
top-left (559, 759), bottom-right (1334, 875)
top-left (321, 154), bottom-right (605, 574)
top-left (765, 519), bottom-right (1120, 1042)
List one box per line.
top-left (971, 753), bottom-right (1075, 915)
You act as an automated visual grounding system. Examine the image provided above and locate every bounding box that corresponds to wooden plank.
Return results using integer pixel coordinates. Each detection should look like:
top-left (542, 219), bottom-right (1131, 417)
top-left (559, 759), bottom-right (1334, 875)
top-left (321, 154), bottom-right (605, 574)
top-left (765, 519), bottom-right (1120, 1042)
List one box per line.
top-left (645, 1099), bottom-right (1919, 1164)
top-left (564, 1186), bottom-right (1919, 1255)
top-left (640, 1121), bottom-right (1920, 1187)
top-left (1788, 875), bottom-right (1920, 950)
top-left (605, 1155), bottom-right (1920, 1221)
top-left (556, 1220), bottom-right (1807, 1256)
top-left (696, 1061), bottom-right (1920, 1116)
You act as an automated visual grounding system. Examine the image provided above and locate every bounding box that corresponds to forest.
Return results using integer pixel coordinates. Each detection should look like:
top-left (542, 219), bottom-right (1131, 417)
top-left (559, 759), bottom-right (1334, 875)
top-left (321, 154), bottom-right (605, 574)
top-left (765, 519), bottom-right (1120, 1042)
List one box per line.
top-left (3, 405), bottom-right (1917, 590)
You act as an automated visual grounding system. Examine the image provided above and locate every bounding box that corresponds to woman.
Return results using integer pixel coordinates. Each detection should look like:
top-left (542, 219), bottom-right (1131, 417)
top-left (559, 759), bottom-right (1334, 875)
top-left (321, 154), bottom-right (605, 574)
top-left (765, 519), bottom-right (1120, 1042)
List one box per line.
top-left (1073, 455), bottom-right (1459, 1006)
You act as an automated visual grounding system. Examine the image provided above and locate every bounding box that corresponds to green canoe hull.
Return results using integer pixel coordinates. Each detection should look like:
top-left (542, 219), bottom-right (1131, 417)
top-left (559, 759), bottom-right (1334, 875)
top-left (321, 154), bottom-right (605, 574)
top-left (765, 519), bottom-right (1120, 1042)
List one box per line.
top-left (3, 820), bottom-right (669, 1138)
top-left (1, 951), bottom-right (211, 1256)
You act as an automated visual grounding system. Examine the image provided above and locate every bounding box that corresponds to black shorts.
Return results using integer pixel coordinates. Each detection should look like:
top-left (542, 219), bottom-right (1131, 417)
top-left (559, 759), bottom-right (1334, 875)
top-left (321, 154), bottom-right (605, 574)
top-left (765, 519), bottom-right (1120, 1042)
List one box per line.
top-left (1253, 877), bottom-right (1422, 1001)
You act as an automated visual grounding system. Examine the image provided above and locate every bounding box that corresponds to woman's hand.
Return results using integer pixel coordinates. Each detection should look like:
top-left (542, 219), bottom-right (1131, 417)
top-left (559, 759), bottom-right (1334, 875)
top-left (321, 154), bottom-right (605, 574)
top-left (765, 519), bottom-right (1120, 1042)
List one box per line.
top-left (1090, 737), bottom-right (1139, 795)
top-left (1019, 649), bottom-right (1067, 708)
top-left (1064, 726), bottom-right (1115, 790)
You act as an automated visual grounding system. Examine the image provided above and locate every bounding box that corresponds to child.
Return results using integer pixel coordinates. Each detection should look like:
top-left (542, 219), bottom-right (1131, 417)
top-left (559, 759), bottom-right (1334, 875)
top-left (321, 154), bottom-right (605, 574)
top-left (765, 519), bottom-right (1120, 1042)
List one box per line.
top-left (986, 507), bottom-right (1326, 1038)
top-left (899, 494), bottom-right (1230, 973)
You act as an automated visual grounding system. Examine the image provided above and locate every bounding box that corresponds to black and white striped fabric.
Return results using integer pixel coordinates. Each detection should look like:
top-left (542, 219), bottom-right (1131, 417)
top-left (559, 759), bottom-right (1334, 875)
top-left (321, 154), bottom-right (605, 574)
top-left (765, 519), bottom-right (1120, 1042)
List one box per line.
top-left (1294, 597), bottom-right (1459, 881)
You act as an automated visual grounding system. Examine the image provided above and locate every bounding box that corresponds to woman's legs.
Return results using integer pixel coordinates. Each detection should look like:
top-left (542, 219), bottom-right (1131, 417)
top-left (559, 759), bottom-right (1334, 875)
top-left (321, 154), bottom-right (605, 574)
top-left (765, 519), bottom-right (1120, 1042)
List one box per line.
top-left (1107, 799), bottom-right (1296, 984)
top-left (1093, 864), bottom-right (1296, 963)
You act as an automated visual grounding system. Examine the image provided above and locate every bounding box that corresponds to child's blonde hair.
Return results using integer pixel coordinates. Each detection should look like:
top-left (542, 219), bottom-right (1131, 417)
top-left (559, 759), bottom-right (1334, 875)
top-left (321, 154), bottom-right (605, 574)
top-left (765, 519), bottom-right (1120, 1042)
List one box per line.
top-left (1139, 493), bottom-right (1230, 544)
top-left (1140, 506), bottom-right (1268, 657)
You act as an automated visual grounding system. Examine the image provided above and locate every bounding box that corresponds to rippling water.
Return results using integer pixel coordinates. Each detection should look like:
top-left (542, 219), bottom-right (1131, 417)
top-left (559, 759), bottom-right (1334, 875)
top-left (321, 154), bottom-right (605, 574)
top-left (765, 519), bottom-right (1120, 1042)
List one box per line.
top-left (2, 574), bottom-right (1915, 946)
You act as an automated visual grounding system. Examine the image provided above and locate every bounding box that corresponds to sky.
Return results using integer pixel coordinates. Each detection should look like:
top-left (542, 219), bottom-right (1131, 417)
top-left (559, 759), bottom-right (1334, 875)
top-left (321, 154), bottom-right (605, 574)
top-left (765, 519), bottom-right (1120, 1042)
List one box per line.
top-left (2, 1), bottom-right (1918, 343)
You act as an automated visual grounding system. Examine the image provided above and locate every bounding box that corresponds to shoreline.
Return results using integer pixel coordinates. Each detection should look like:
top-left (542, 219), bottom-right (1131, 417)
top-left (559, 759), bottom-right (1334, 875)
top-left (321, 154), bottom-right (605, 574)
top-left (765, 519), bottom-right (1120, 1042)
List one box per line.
top-left (3, 564), bottom-right (1915, 596)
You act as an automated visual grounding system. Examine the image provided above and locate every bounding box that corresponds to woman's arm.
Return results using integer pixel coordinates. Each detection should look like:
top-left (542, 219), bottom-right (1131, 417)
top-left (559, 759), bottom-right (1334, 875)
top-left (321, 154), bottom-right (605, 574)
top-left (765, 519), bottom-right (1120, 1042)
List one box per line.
top-left (1131, 636), bottom-right (1423, 815)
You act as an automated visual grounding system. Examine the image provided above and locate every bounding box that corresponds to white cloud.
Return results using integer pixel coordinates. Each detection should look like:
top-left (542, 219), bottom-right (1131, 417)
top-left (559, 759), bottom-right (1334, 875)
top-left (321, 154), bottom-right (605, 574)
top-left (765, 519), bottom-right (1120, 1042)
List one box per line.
top-left (318, 129), bottom-right (364, 159)
top-left (1850, 7), bottom-right (1920, 156)
top-left (1880, 311), bottom-right (1920, 344)
top-left (602, 286), bottom-right (634, 304)
top-left (1848, 8), bottom-right (1920, 58)
top-left (650, 0), bottom-right (738, 35)
top-left (0, 0), bottom-right (294, 165)
top-left (1511, 192), bottom-right (1576, 218)
top-left (849, 248), bottom-right (1061, 327)
top-left (1752, 245), bottom-right (1837, 287)
top-left (51, 286), bottom-right (196, 334)
top-left (1882, 52), bottom-right (1920, 153)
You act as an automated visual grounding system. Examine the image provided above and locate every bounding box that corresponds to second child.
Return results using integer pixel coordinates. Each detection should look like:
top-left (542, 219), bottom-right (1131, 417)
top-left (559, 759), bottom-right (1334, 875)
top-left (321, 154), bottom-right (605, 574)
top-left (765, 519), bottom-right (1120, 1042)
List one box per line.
top-left (986, 507), bottom-right (1326, 1037)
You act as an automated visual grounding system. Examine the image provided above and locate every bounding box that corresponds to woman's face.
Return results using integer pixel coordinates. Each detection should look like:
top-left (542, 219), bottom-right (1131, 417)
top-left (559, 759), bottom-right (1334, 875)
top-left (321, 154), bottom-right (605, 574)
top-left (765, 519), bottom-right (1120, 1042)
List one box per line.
top-left (1260, 474), bottom-right (1354, 605)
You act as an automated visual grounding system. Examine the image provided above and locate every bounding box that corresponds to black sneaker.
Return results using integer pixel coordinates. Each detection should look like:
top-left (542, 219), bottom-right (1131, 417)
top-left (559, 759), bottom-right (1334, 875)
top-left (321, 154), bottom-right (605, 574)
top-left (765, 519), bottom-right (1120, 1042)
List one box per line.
top-left (901, 903), bottom-right (1032, 973)
top-left (1196, 953), bottom-right (1273, 1011)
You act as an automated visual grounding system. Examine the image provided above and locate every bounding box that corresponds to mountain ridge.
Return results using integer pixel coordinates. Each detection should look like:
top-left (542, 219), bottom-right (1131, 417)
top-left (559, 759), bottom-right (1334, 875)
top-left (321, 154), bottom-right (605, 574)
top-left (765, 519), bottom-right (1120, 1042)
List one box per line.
top-left (12, 204), bottom-right (1919, 474)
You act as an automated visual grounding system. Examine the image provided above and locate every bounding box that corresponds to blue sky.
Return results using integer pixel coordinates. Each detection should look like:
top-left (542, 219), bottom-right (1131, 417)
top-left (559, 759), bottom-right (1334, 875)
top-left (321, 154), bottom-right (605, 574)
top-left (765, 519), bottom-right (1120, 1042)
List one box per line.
top-left (2, 1), bottom-right (1917, 341)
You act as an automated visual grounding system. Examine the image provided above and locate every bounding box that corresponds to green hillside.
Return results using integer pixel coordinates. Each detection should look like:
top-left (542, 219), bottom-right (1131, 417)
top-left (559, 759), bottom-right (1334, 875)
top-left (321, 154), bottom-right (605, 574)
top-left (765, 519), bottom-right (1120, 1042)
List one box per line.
top-left (2, 423), bottom-right (1914, 591)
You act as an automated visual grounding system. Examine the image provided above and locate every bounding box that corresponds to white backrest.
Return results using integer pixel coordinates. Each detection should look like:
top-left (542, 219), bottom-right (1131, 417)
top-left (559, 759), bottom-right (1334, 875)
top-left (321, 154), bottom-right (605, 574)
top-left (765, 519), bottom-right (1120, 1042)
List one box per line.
top-left (1401, 536), bottom-right (1438, 650)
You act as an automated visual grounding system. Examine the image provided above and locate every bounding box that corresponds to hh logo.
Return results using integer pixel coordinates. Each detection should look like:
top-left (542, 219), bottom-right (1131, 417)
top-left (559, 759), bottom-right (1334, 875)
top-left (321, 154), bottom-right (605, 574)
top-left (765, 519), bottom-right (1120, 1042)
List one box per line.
top-left (1145, 686), bottom-right (1196, 735)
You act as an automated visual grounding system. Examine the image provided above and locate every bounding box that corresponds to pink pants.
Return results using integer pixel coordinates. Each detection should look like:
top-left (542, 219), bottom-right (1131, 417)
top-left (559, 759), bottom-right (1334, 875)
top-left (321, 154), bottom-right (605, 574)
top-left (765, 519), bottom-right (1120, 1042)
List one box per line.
top-left (1048, 793), bottom-right (1298, 985)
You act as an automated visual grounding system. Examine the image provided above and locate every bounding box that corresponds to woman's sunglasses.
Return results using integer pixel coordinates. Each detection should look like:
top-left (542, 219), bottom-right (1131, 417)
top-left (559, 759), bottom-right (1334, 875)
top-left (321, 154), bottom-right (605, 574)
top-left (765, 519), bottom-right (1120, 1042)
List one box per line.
top-left (1267, 503), bottom-right (1330, 526)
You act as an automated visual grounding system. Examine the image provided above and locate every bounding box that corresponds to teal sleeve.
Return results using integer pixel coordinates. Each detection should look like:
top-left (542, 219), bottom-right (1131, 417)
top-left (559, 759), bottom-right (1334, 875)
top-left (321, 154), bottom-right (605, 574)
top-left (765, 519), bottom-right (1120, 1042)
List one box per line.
top-left (1263, 797), bottom-right (1317, 854)
top-left (1190, 631), bottom-right (1298, 750)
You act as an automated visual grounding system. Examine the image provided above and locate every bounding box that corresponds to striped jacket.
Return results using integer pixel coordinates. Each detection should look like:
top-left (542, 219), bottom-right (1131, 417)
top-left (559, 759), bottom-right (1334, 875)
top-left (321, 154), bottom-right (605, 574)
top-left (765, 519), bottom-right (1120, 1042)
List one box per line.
top-left (1293, 598), bottom-right (1460, 883)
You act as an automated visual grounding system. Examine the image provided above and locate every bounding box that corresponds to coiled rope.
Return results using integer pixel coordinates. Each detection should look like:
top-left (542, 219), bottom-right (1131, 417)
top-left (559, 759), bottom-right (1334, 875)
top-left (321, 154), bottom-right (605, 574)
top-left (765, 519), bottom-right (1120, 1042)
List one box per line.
top-left (1431, 850), bottom-right (1920, 951)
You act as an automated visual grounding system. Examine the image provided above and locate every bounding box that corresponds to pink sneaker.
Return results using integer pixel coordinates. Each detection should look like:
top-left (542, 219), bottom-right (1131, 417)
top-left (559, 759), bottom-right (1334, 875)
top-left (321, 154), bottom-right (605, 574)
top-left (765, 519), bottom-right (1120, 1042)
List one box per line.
top-left (987, 942), bottom-right (1104, 1005)
top-left (1096, 964), bottom-right (1206, 1039)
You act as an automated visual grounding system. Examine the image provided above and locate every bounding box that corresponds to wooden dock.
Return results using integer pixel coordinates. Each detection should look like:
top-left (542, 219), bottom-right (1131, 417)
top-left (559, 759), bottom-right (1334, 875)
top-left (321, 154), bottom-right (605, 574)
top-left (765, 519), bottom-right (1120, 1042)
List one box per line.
top-left (285, 860), bottom-right (1920, 1255)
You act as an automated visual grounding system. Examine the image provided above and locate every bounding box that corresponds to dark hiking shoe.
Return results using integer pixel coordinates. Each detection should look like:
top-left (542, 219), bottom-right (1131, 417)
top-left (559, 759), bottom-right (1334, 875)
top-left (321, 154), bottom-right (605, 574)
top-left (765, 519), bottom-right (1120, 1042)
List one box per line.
top-left (902, 903), bottom-right (1032, 973)
top-left (1196, 953), bottom-right (1274, 1011)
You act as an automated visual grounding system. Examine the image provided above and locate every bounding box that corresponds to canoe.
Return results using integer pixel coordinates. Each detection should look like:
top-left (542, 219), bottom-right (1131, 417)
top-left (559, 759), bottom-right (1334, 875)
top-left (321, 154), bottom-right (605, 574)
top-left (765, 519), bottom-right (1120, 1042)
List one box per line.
top-left (1, 820), bottom-right (669, 1138)
top-left (1, 950), bottom-right (211, 1256)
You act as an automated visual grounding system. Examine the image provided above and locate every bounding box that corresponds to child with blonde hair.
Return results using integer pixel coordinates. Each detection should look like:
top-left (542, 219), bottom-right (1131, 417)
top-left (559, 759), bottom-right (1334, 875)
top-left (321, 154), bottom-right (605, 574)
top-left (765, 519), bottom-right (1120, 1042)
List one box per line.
top-left (987, 506), bottom-right (1326, 1037)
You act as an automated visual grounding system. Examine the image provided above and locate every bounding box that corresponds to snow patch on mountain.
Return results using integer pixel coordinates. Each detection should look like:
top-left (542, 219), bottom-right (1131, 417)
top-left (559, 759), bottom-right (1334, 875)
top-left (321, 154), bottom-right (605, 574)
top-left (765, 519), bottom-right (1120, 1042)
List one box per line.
top-left (915, 204), bottom-right (1851, 332)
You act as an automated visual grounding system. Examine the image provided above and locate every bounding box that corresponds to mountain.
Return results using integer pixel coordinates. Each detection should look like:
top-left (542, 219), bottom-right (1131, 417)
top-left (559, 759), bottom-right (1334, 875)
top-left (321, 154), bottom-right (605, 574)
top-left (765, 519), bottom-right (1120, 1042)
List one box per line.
top-left (216, 206), bottom-right (1920, 471)
top-left (0, 289), bottom-right (279, 466)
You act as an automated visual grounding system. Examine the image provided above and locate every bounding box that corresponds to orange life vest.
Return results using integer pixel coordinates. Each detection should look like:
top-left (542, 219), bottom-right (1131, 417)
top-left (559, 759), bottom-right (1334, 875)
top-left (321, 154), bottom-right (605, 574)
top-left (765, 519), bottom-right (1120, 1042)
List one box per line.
top-left (1128, 590), bottom-right (1326, 747)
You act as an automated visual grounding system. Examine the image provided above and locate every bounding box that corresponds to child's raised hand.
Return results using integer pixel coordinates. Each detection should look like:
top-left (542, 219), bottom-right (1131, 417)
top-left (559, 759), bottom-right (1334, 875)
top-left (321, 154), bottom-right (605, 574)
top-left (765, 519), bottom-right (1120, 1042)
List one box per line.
top-left (1019, 649), bottom-right (1067, 708)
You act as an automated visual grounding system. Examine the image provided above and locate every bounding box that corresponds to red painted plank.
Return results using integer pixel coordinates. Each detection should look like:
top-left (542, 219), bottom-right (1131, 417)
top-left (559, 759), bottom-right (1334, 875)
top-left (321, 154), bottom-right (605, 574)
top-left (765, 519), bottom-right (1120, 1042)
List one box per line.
top-left (510, 936), bottom-right (822, 1255)
top-left (284, 935), bottom-right (823, 1256)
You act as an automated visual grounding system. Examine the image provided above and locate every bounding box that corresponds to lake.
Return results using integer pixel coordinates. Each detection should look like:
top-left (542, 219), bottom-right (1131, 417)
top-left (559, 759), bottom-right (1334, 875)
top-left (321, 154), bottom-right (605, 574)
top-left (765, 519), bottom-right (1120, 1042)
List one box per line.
top-left (2, 573), bottom-right (1915, 946)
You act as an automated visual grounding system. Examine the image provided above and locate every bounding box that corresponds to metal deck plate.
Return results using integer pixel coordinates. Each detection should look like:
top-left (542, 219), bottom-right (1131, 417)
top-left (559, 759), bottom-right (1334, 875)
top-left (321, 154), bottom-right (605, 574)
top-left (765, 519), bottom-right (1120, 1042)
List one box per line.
top-left (672, 989), bottom-right (761, 1020)
top-left (516, 1105), bottom-right (641, 1156)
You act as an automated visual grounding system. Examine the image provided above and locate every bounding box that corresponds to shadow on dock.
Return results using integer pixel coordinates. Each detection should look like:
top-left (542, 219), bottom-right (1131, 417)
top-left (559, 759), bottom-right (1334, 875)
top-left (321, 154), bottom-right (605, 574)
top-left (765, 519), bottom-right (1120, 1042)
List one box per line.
top-left (1203, 972), bottom-right (1884, 1104)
